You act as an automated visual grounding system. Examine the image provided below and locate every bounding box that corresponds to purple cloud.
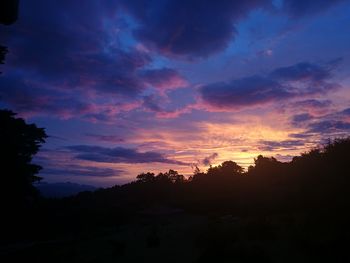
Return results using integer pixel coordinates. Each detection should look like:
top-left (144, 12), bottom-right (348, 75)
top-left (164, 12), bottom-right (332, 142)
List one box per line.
top-left (121, 0), bottom-right (270, 58)
top-left (258, 140), bottom-right (305, 151)
top-left (283, 0), bottom-right (346, 17)
top-left (42, 165), bottom-right (123, 177)
top-left (269, 62), bottom-right (332, 82)
top-left (141, 94), bottom-right (194, 118)
top-left (85, 133), bottom-right (125, 143)
top-left (142, 95), bottom-right (163, 112)
top-left (339, 108), bottom-right (350, 117)
top-left (0, 0), bottom-right (188, 121)
top-left (66, 145), bottom-right (188, 165)
top-left (0, 74), bottom-right (94, 118)
top-left (293, 99), bottom-right (332, 110)
top-left (307, 120), bottom-right (350, 134)
top-left (140, 68), bottom-right (187, 91)
top-left (289, 106), bottom-right (350, 137)
top-left (291, 113), bottom-right (314, 125)
top-left (200, 76), bottom-right (288, 109)
top-left (202, 153), bottom-right (219, 166)
top-left (288, 133), bottom-right (314, 139)
top-left (199, 60), bottom-right (341, 110)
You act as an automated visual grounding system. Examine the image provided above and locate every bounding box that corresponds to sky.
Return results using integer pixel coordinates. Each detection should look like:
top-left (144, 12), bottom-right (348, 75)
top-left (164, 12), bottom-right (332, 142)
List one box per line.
top-left (1, 0), bottom-right (350, 187)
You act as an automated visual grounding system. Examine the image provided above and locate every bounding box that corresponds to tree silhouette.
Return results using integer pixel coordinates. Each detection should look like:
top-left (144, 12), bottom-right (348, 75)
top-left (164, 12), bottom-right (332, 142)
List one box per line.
top-left (164, 169), bottom-right (185, 183)
top-left (0, 0), bottom-right (19, 25)
top-left (0, 109), bottom-right (47, 205)
top-left (136, 172), bottom-right (156, 183)
top-left (0, 1), bottom-right (20, 74)
top-left (207, 160), bottom-right (244, 177)
top-left (0, 45), bottom-right (7, 64)
top-left (0, 45), bottom-right (7, 74)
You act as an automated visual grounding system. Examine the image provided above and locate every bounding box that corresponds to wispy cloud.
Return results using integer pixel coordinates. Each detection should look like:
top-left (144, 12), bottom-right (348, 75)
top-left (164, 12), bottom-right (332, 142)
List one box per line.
top-left (66, 145), bottom-right (189, 165)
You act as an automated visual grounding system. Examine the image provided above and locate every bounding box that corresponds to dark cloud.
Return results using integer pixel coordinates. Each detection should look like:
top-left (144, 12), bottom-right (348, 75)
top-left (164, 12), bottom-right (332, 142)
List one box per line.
top-left (140, 68), bottom-right (187, 90)
top-left (258, 139), bottom-right (305, 151)
top-left (289, 106), bottom-right (350, 137)
top-left (283, 0), bottom-right (346, 17)
top-left (200, 76), bottom-right (288, 109)
top-left (202, 153), bottom-right (219, 166)
top-left (340, 108), bottom-right (350, 116)
top-left (4, 32), bottom-right (151, 96)
top-left (141, 94), bottom-right (192, 118)
top-left (200, 60), bottom-right (340, 110)
top-left (269, 62), bottom-right (332, 82)
top-left (121, 0), bottom-right (270, 58)
top-left (142, 95), bottom-right (163, 112)
top-left (307, 120), bottom-right (350, 134)
top-left (289, 133), bottom-right (314, 139)
top-left (85, 134), bottom-right (125, 143)
top-left (42, 165), bottom-right (123, 177)
top-left (293, 99), bottom-right (332, 110)
top-left (66, 145), bottom-right (188, 165)
top-left (0, 74), bottom-right (93, 118)
top-left (0, 0), bottom-right (186, 121)
top-left (291, 113), bottom-right (314, 126)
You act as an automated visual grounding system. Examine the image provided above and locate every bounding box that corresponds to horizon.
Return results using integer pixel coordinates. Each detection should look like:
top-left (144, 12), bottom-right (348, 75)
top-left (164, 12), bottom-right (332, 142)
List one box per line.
top-left (33, 137), bottom-right (335, 188)
top-left (1, 0), bottom-right (350, 187)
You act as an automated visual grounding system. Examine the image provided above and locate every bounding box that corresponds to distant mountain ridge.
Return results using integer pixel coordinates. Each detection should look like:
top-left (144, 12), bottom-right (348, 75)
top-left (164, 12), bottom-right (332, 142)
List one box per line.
top-left (36, 182), bottom-right (97, 198)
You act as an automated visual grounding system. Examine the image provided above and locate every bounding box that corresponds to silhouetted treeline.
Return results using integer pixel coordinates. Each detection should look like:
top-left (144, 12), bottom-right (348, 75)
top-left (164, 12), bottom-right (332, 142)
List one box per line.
top-left (67, 138), bottom-right (350, 217)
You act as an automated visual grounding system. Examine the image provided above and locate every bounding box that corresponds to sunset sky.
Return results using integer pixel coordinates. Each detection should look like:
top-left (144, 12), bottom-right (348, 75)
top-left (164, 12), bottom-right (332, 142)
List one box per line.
top-left (1, 0), bottom-right (350, 186)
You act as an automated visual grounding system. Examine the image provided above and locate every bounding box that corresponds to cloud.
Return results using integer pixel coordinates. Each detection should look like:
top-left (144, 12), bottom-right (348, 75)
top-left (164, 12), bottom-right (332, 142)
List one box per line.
top-left (0, 73), bottom-right (145, 121)
top-left (85, 133), bottom-right (125, 143)
top-left (202, 153), bottom-right (219, 166)
top-left (142, 95), bottom-right (163, 112)
top-left (269, 61), bottom-right (332, 82)
top-left (294, 100), bottom-right (332, 108)
top-left (288, 106), bottom-right (350, 137)
top-left (291, 99), bottom-right (332, 115)
top-left (257, 49), bottom-right (273, 57)
top-left (0, 74), bottom-right (94, 118)
top-left (42, 165), bottom-right (123, 177)
top-left (0, 0), bottom-right (188, 120)
top-left (282, 0), bottom-right (346, 17)
top-left (200, 76), bottom-right (288, 109)
top-left (291, 113), bottom-right (314, 126)
top-left (199, 60), bottom-right (341, 110)
top-left (141, 94), bottom-right (194, 118)
top-left (140, 68), bottom-right (187, 91)
top-left (258, 139), bottom-right (305, 151)
top-left (288, 133), bottom-right (314, 139)
top-left (339, 108), bottom-right (350, 119)
top-left (4, 29), bottom-right (152, 96)
top-left (35, 150), bottom-right (125, 178)
top-left (66, 145), bottom-right (188, 165)
top-left (307, 120), bottom-right (350, 134)
top-left (274, 154), bottom-right (295, 162)
top-left (121, 0), bottom-right (271, 58)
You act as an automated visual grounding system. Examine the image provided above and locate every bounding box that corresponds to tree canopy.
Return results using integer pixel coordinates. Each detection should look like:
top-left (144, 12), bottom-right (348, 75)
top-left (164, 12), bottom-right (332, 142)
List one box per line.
top-left (0, 0), bottom-right (19, 25)
top-left (0, 109), bottom-right (47, 204)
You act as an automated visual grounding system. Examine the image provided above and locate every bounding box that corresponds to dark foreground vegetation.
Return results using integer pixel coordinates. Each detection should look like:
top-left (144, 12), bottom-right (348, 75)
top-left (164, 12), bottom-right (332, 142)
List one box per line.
top-left (1, 109), bottom-right (350, 262)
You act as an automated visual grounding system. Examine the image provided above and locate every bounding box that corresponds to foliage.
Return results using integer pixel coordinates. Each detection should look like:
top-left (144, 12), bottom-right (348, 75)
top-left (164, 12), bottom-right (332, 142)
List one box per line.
top-left (0, 109), bottom-right (47, 204)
